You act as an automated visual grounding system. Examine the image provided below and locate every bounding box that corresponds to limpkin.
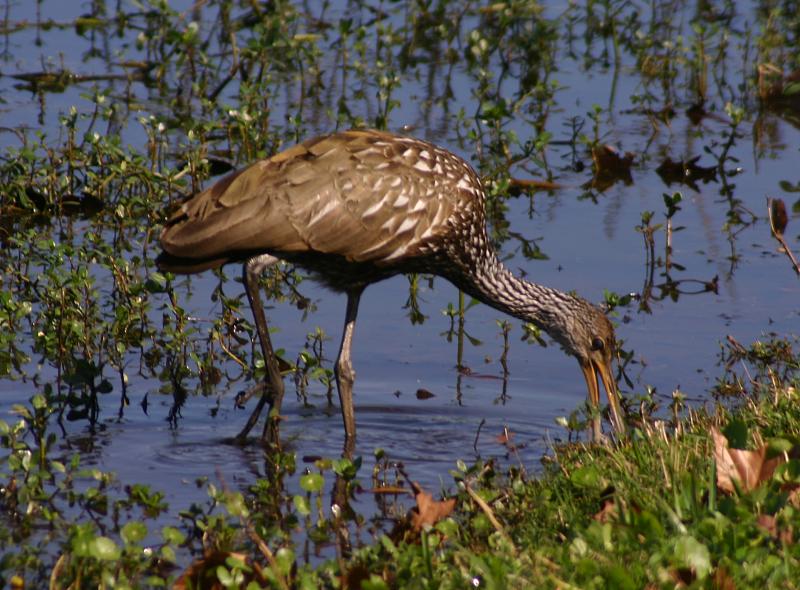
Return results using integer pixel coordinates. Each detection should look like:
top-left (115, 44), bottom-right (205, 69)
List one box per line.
top-left (157, 129), bottom-right (625, 444)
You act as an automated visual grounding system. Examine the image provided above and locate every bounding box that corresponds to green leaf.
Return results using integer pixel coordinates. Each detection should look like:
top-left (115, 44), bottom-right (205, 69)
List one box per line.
top-left (775, 459), bottom-right (800, 484)
top-left (784, 81), bottom-right (800, 96)
top-left (379, 534), bottom-right (400, 559)
top-left (160, 545), bottom-right (177, 563)
top-left (11, 404), bottom-right (31, 420)
top-left (605, 564), bottom-right (636, 590)
top-left (361, 575), bottom-right (390, 590)
top-left (121, 521), bottom-right (147, 544)
top-left (435, 517), bottom-right (459, 538)
top-left (570, 465), bottom-right (603, 489)
top-left (90, 536), bottom-right (121, 561)
top-left (225, 491), bottom-right (248, 517)
top-left (779, 180), bottom-right (800, 193)
top-left (722, 419), bottom-right (748, 449)
top-left (275, 548), bottom-right (295, 576)
top-left (145, 273), bottom-right (168, 293)
top-left (161, 525), bottom-right (185, 545)
top-left (299, 472), bottom-right (324, 493)
top-left (767, 437), bottom-right (793, 456)
top-left (216, 566), bottom-right (234, 586)
top-left (293, 495), bottom-right (311, 516)
top-left (673, 536), bottom-right (711, 580)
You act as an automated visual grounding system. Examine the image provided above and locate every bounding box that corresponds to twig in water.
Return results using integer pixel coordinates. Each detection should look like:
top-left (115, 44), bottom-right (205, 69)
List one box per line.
top-left (473, 418), bottom-right (486, 454)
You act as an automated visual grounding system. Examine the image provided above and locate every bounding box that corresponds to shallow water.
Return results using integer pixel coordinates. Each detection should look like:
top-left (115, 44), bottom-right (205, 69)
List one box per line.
top-left (1, 0), bottom-right (799, 533)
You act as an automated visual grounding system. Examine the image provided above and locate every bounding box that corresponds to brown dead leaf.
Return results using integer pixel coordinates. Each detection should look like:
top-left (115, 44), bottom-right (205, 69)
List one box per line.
top-left (410, 481), bottom-right (456, 532)
top-left (592, 144), bottom-right (635, 177)
top-left (757, 513), bottom-right (777, 537)
top-left (712, 566), bottom-right (736, 590)
top-left (415, 388), bottom-right (435, 400)
top-left (787, 486), bottom-right (800, 508)
top-left (495, 428), bottom-right (515, 445)
top-left (755, 514), bottom-right (794, 544)
top-left (758, 62), bottom-right (784, 100)
top-left (768, 197), bottom-right (789, 237)
top-left (656, 155), bottom-right (717, 190)
top-left (593, 497), bottom-right (617, 523)
top-left (758, 63), bottom-right (800, 102)
top-left (509, 177), bottom-right (564, 192)
top-left (671, 567), bottom-right (695, 587)
top-left (712, 427), bottom-right (783, 493)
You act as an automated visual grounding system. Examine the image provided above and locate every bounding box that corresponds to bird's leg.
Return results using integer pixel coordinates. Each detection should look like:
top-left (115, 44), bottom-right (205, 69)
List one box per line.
top-left (234, 256), bottom-right (285, 447)
top-left (334, 288), bottom-right (364, 447)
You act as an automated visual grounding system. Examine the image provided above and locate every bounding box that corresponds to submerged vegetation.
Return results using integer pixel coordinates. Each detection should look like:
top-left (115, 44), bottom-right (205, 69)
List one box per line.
top-left (1, 0), bottom-right (799, 587)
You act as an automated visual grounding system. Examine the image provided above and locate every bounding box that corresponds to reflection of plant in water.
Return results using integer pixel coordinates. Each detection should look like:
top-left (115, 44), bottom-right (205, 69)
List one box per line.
top-left (706, 103), bottom-right (758, 274)
top-left (634, 205), bottom-right (718, 315)
top-left (441, 291), bottom-right (481, 371)
top-left (294, 327), bottom-right (334, 408)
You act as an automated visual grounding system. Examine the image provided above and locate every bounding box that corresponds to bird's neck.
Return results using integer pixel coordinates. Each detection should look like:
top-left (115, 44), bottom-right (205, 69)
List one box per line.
top-left (450, 252), bottom-right (570, 331)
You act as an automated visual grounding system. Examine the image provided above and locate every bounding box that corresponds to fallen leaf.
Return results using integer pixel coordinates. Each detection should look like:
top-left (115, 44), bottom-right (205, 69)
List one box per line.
top-left (712, 566), bottom-right (736, 590)
top-left (712, 427), bottom-right (783, 493)
top-left (410, 481), bottom-right (456, 532)
top-left (756, 514), bottom-right (777, 537)
top-left (768, 197), bottom-right (789, 236)
top-left (415, 388), bottom-right (435, 400)
top-left (509, 177), bottom-right (564, 192)
top-left (592, 144), bottom-right (634, 175)
top-left (656, 155), bottom-right (717, 190)
top-left (495, 429), bottom-right (514, 445)
top-left (593, 497), bottom-right (617, 523)
top-left (589, 145), bottom-right (635, 191)
top-left (788, 487), bottom-right (800, 508)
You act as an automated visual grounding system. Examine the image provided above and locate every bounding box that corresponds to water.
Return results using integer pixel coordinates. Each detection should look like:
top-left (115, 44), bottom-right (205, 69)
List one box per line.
top-left (1, 0), bottom-right (798, 540)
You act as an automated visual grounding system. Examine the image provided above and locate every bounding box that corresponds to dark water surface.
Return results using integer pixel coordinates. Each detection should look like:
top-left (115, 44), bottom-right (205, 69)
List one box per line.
top-left (1, 0), bottom-right (798, 528)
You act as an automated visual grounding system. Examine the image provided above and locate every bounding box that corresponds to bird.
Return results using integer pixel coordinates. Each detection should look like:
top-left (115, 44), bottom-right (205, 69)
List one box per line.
top-left (157, 129), bottom-right (626, 445)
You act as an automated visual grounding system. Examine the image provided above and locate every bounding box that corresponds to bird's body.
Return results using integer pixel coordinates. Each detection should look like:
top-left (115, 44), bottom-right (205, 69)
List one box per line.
top-left (158, 129), bottom-right (625, 445)
top-left (159, 130), bottom-right (485, 289)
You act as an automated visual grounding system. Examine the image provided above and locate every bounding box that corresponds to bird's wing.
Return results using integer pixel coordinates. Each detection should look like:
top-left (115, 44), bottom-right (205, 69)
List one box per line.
top-left (160, 129), bottom-right (482, 265)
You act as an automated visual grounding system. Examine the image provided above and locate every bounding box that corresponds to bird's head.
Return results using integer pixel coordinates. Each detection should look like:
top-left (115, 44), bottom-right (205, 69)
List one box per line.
top-left (545, 297), bottom-right (626, 436)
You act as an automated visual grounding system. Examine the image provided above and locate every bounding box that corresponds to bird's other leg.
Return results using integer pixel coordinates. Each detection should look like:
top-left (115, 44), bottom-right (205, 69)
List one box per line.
top-left (335, 288), bottom-right (364, 448)
top-left (234, 255), bottom-right (285, 447)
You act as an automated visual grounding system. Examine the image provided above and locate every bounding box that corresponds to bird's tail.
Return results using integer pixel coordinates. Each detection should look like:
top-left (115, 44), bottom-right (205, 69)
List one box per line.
top-left (155, 251), bottom-right (231, 274)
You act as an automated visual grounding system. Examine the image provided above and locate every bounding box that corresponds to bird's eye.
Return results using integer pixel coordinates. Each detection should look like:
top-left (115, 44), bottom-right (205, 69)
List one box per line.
top-left (590, 337), bottom-right (605, 351)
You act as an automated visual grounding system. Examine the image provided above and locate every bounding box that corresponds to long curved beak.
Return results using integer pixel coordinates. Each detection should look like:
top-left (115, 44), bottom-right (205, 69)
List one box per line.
top-left (580, 357), bottom-right (626, 439)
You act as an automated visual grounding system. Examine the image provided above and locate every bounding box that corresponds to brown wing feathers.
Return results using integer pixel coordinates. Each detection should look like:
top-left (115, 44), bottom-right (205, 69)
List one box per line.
top-left (158, 130), bottom-right (477, 273)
